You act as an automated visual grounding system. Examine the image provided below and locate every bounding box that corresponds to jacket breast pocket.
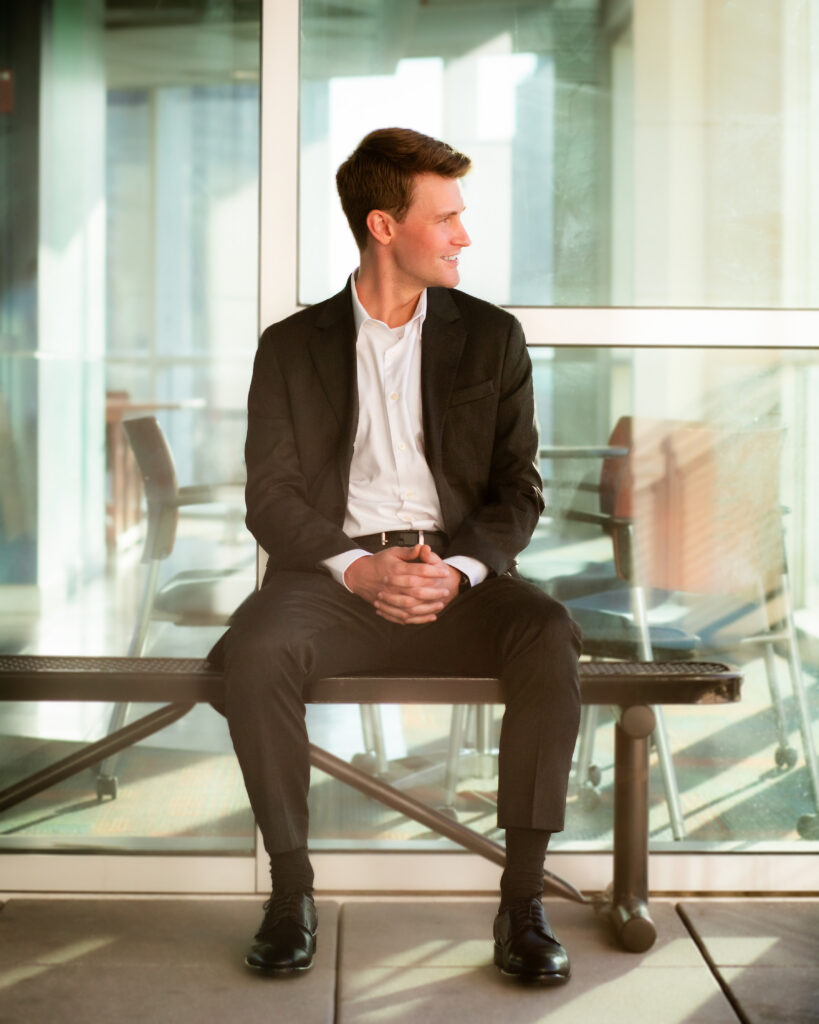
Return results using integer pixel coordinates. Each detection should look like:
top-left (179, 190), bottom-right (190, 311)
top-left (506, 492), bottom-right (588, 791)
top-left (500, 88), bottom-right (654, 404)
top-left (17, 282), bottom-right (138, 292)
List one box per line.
top-left (449, 379), bottom-right (495, 407)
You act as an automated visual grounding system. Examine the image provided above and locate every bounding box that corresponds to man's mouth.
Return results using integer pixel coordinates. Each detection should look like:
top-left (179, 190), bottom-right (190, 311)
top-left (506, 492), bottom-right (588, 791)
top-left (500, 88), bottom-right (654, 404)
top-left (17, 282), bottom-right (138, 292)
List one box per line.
top-left (443, 255), bottom-right (459, 263)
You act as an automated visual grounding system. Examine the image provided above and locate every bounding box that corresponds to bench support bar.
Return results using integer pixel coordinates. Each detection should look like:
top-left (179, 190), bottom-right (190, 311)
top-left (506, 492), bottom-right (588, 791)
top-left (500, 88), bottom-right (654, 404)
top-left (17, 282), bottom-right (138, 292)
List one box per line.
top-left (309, 743), bottom-right (589, 906)
top-left (0, 703), bottom-right (194, 814)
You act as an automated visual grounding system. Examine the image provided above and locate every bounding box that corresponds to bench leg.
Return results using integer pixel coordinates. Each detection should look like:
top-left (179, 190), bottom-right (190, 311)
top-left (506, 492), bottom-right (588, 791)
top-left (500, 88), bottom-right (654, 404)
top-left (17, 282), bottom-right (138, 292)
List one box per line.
top-left (603, 704), bottom-right (658, 952)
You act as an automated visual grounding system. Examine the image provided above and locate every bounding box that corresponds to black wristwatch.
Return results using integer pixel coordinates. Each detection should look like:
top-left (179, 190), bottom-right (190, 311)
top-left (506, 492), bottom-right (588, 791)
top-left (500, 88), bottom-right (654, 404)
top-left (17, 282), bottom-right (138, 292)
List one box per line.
top-left (456, 570), bottom-right (471, 594)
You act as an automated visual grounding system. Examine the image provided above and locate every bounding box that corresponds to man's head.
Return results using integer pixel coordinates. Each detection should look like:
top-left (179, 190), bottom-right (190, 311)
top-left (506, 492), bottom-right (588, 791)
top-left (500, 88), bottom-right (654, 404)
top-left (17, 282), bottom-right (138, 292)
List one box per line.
top-left (336, 127), bottom-right (471, 252)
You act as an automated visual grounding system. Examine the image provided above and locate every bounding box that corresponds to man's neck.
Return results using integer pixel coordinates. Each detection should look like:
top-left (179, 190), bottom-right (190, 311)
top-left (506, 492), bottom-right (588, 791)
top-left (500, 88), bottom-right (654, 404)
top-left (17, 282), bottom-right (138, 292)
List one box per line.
top-left (354, 260), bottom-right (423, 329)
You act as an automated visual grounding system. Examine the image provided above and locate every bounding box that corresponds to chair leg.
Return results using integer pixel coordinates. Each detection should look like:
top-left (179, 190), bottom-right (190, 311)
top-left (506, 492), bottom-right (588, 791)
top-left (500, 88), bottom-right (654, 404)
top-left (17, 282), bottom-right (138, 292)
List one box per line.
top-left (753, 577), bottom-right (799, 770)
top-left (630, 582), bottom-right (686, 839)
top-left (357, 705), bottom-right (388, 776)
top-left (476, 705), bottom-right (497, 779)
top-left (784, 648), bottom-right (819, 807)
top-left (575, 704), bottom-right (603, 810)
top-left (443, 705), bottom-right (470, 808)
top-left (760, 641), bottom-right (798, 769)
top-left (778, 574), bottom-right (819, 833)
top-left (355, 705), bottom-right (377, 770)
top-left (651, 705), bottom-right (686, 840)
top-left (96, 699), bottom-right (131, 799)
top-left (128, 559), bottom-right (162, 658)
top-left (96, 559), bottom-right (162, 797)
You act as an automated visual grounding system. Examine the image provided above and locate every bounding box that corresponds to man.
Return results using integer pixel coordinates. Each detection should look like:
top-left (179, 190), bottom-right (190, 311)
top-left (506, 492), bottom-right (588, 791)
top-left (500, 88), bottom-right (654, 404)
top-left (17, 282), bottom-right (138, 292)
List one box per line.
top-left (211, 127), bottom-right (581, 984)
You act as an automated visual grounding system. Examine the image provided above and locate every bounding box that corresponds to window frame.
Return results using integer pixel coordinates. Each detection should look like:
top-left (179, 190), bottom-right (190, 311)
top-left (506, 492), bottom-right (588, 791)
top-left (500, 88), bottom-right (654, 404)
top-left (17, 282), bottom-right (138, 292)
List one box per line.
top-left (4, 0), bottom-right (817, 899)
top-left (258, 0), bottom-right (819, 895)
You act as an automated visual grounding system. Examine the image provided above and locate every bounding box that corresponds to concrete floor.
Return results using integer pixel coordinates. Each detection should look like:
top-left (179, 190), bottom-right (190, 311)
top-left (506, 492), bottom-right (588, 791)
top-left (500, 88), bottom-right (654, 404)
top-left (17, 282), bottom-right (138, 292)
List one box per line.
top-left (1, 897), bottom-right (816, 1024)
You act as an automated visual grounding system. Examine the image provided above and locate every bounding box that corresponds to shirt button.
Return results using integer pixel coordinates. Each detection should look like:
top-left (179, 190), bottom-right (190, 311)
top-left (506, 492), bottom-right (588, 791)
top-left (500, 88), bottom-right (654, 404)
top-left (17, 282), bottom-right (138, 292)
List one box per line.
top-left (389, 392), bottom-right (399, 401)
top-left (397, 443), bottom-right (406, 451)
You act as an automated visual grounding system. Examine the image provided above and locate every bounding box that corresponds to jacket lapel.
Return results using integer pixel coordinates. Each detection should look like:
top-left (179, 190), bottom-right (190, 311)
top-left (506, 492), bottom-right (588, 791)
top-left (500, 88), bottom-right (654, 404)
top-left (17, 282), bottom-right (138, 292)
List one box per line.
top-left (305, 283), bottom-right (465, 476)
top-left (309, 282), bottom-right (359, 460)
top-left (421, 287), bottom-right (466, 472)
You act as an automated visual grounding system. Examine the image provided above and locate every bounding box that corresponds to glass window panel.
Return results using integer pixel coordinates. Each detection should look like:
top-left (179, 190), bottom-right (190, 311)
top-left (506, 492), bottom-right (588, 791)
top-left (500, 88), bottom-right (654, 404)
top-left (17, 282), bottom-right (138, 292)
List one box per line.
top-left (3, 0), bottom-right (818, 872)
top-left (299, 0), bottom-right (819, 309)
top-left (306, 345), bottom-right (819, 852)
top-left (0, 0), bottom-right (260, 854)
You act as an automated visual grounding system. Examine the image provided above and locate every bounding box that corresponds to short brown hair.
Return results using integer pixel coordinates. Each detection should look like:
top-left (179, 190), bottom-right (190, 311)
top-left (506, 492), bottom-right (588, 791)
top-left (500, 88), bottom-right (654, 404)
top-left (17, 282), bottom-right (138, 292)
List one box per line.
top-left (336, 127), bottom-right (471, 251)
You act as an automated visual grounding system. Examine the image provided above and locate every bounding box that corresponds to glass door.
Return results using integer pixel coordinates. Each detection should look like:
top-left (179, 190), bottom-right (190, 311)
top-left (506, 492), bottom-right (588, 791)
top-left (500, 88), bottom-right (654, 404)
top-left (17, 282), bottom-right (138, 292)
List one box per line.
top-left (272, 0), bottom-right (819, 894)
top-left (1, 0), bottom-right (260, 892)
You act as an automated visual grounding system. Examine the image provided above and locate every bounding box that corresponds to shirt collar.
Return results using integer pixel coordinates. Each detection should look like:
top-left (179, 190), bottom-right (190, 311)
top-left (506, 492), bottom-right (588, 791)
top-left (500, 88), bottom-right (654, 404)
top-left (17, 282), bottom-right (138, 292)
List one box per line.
top-left (349, 271), bottom-right (427, 336)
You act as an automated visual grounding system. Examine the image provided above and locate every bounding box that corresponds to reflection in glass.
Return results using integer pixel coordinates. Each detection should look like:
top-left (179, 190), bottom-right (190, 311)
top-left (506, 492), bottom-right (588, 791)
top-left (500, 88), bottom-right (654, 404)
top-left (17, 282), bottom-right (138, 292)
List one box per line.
top-left (2, 1), bottom-right (818, 864)
top-left (300, 0), bottom-right (819, 309)
top-left (0, 0), bottom-right (260, 853)
top-left (307, 347), bottom-right (819, 851)
top-left (524, 347), bottom-right (819, 845)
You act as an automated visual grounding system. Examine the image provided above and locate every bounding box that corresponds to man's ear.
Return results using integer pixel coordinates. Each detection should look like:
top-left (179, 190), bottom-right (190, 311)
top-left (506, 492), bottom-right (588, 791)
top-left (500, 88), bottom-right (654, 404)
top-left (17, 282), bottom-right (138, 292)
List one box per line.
top-left (365, 209), bottom-right (394, 247)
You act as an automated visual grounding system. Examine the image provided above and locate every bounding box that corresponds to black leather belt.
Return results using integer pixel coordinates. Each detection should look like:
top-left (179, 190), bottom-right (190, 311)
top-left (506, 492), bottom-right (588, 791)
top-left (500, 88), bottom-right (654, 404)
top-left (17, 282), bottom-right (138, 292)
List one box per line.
top-left (353, 530), bottom-right (448, 554)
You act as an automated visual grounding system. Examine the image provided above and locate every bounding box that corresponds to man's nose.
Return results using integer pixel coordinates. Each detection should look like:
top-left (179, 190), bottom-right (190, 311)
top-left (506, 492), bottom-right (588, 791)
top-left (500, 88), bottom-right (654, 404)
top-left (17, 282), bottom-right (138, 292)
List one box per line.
top-left (454, 217), bottom-right (471, 247)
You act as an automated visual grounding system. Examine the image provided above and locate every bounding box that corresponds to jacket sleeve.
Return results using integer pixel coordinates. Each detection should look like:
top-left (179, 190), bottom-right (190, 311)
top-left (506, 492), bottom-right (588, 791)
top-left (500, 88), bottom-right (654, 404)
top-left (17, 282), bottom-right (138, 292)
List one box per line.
top-left (243, 329), bottom-right (357, 573)
top-left (443, 316), bottom-right (544, 575)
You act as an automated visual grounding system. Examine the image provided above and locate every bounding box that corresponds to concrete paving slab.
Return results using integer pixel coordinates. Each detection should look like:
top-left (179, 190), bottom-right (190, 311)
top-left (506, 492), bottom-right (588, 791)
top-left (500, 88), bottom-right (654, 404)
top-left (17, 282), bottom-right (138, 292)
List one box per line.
top-left (719, 967), bottom-right (819, 1024)
top-left (0, 897), bottom-right (337, 968)
top-left (678, 901), bottom-right (819, 1024)
top-left (0, 962), bottom-right (333, 1024)
top-left (678, 901), bottom-right (819, 967)
top-left (337, 901), bottom-right (736, 1024)
top-left (0, 899), bottom-right (338, 1024)
top-left (338, 965), bottom-right (737, 1024)
top-left (340, 899), bottom-right (711, 969)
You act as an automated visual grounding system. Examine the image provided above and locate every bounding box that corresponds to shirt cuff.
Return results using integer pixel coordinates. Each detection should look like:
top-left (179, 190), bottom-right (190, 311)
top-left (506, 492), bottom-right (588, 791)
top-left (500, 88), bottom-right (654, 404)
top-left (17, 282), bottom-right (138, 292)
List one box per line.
top-left (444, 555), bottom-right (489, 588)
top-left (321, 548), bottom-right (371, 590)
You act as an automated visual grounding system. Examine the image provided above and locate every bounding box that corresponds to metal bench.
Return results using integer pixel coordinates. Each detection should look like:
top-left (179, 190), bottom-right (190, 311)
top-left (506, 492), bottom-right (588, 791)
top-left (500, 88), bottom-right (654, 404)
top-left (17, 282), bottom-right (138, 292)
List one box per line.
top-left (0, 654), bottom-right (741, 952)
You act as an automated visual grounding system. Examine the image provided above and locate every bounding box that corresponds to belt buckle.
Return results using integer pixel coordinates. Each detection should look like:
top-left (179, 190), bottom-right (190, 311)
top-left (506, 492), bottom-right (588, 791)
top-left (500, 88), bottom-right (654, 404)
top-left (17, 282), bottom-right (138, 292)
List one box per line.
top-left (380, 529), bottom-right (424, 547)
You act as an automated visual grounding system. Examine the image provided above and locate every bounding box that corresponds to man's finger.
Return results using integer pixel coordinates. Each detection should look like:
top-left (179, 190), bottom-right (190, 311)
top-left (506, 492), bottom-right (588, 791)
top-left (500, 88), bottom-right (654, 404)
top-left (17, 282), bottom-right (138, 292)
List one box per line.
top-left (374, 593), bottom-right (444, 615)
top-left (375, 602), bottom-right (442, 624)
top-left (383, 574), bottom-right (449, 596)
top-left (388, 547), bottom-right (446, 571)
top-left (376, 609), bottom-right (439, 625)
top-left (378, 583), bottom-right (448, 605)
top-left (391, 544), bottom-right (422, 561)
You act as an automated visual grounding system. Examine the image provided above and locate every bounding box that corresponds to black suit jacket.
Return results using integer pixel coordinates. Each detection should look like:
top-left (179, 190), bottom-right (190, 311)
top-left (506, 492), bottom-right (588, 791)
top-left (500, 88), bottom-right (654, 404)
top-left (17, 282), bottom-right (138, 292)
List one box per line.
top-left (244, 281), bottom-right (544, 583)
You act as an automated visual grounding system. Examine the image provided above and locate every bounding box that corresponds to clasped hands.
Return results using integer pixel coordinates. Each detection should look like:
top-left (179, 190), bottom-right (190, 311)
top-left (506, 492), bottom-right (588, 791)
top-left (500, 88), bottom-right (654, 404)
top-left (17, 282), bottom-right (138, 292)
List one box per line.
top-left (343, 544), bottom-right (462, 625)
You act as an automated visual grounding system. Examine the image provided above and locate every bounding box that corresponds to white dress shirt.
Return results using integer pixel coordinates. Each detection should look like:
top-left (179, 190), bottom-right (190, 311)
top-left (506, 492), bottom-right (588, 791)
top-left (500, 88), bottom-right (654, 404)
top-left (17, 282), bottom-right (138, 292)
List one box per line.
top-left (321, 274), bottom-right (488, 590)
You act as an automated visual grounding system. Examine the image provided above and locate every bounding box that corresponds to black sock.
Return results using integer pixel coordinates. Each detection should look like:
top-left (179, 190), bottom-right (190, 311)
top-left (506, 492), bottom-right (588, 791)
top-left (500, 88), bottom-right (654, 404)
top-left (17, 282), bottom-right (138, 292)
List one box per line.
top-left (269, 847), bottom-right (314, 896)
top-left (499, 827), bottom-right (551, 908)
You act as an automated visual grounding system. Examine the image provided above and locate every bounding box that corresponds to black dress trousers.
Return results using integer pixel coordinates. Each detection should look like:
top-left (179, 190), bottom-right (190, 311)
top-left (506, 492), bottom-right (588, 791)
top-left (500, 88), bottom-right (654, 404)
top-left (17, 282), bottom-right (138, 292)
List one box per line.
top-left (218, 571), bottom-right (582, 857)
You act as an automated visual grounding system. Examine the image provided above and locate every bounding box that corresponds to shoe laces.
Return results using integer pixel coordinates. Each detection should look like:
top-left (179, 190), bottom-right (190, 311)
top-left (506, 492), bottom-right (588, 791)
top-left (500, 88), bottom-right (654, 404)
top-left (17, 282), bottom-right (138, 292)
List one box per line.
top-left (506, 897), bottom-right (552, 941)
top-left (258, 892), bottom-right (311, 936)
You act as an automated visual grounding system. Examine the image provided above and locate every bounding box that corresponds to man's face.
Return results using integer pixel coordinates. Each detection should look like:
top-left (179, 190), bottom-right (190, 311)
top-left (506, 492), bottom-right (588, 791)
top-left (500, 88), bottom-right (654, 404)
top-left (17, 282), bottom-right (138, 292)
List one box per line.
top-left (387, 173), bottom-right (471, 291)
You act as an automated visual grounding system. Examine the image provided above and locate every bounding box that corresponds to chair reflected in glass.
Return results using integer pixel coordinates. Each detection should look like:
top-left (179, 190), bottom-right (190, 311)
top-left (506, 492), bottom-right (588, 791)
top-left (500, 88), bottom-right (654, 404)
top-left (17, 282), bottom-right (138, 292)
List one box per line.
top-left (520, 416), bottom-right (818, 840)
top-left (96, 415), bottom-right (254, 799)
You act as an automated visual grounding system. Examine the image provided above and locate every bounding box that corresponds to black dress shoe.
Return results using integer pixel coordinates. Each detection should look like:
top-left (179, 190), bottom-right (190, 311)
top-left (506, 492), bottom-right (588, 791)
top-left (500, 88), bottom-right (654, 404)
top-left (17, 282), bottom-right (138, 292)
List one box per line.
top-left (493, 897), bottom-right (571, 983)
top-left (245, 892), bottom-right (318, 974)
